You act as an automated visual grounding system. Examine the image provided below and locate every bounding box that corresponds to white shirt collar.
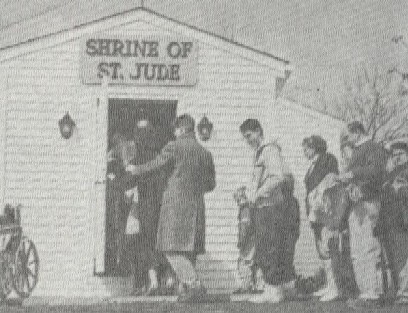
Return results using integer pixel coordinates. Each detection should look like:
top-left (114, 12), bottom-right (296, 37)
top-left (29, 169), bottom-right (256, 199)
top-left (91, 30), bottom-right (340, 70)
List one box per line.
top-left (255, 139), bottom-right (266, 152)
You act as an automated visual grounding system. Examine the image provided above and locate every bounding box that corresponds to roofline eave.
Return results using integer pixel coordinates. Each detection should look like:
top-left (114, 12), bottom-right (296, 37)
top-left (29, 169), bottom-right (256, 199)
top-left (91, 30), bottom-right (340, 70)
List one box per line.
top-left (0, 7), bottom-right (290, 74)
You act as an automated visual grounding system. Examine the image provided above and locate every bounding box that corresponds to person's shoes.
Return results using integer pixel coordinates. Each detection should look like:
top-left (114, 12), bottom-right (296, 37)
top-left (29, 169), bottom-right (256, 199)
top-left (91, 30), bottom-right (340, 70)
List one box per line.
top-left (145, 269), bottom-right (159, 296)
top-left (248, 284), bottom-right (284, 303)
top-left (162, 273), bottom-right (177, 295)
top-left (396, 296), bottom-right (408, 305)
top-left (347, 297), bottom-right (382, 308)
top-left (177, 284), bottom-right (207, 302)
top-left (282, 280), bottom-right (297, 300)
top-left (144, 285), bottom-right (159, 296)
top-left (251, 287), bottom-right (264, 294)
top-left (313, 286), bottom-right (328, 297)
top-left (4, 298), bottom-right (23, 306)
top-left (319, 289), bottom-right (340, 302)
top-left (233, 288), bottom-right (251, 294)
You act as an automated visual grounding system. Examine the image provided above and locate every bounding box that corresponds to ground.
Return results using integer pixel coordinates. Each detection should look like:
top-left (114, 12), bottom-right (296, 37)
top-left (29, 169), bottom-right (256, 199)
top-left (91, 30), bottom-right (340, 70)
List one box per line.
top-left (0, 300), bottom-right (407, 313)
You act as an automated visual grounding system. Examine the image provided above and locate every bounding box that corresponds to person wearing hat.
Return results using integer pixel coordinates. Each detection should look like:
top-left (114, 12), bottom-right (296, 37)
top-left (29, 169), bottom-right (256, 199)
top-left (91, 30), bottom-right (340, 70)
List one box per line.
top-left (126, 114), bottom-right (216, 302)
top-left (338, 121), bottom-right (388, 307)
top-left (380, 141), bottom-right (408, 305)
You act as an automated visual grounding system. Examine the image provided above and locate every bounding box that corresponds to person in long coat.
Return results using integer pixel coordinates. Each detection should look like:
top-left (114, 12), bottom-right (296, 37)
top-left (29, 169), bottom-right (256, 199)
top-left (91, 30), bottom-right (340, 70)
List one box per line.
top-left (126, 114), bottom-right (216, 302)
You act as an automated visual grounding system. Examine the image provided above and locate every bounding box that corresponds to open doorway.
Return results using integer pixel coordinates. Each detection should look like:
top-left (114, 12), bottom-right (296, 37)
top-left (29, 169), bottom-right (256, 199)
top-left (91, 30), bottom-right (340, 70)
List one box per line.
top-left (104, 98), bottom-right (177, 276)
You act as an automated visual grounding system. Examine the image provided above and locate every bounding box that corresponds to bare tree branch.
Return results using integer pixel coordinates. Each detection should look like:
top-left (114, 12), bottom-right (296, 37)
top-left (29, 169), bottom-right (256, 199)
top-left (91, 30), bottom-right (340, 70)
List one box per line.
top-left (320, 64), bottom-right (408, 143)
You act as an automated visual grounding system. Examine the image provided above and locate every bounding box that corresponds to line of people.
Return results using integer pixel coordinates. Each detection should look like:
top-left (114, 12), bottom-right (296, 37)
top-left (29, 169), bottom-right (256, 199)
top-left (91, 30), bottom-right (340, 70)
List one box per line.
top-left (109, 114), bottom-right (407, 305)
top-left (234, 119), bottom-right (408, 307)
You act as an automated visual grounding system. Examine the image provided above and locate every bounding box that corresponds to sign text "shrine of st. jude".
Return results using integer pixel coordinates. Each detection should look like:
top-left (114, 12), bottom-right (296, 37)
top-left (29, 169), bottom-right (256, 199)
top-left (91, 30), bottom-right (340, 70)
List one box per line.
top-left (80, 37), bottom-right (198, 86)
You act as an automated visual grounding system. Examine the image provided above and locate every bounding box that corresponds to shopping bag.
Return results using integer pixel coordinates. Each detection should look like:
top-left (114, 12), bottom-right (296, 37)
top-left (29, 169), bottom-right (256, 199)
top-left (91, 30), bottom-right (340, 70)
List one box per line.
top-left (125, 214), bottom-right (139, 235)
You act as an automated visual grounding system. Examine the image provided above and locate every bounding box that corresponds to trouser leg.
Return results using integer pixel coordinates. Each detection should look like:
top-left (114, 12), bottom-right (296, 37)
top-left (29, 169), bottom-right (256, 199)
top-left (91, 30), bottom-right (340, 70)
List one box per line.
top-left (279, 230), bottom-right (298, 284)
top-left (237, 256), bottom-right (254, 290)
top-left (381, 232), bottom-right (398, 295)
top-left (327, 234), bottom-right (342, 291)
top-left (348, 202), bottom-right (382, 299)
top-left (166, 252), bottom-right (199, 286)
top-left (399, 259), bottom-right (408, 298)
top-left (391, 231), bottom-right (408, 298)
top-left (254, 206), bottom-right (283, 285)
top-left (331, 232), bottom-right (358, 297)
top-left (128, 235), bottom-right (147, 289)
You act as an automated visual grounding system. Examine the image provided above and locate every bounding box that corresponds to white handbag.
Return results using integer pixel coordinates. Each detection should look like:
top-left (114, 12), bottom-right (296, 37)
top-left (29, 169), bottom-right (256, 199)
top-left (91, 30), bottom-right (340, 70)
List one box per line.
top-left (125, 187), bottom-right (140, 235)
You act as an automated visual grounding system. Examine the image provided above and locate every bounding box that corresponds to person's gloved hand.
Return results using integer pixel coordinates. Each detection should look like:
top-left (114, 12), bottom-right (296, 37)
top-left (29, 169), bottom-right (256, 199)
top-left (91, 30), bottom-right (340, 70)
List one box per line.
top-left (126, 164), bottom-right (142, 175)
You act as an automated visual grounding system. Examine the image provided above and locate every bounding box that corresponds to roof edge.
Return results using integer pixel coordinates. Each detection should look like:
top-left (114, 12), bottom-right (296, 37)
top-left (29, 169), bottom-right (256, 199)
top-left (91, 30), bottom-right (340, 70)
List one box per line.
top-left (142, 8), bottom-right (289, 64)
top-left (278, 97), bottom-right (346, 127)
top-left (0, 6), bottom-right (289, 67)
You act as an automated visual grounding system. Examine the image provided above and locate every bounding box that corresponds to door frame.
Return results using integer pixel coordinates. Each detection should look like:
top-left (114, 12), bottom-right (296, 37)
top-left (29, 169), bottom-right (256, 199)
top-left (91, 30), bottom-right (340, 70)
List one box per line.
top-left (92, 88), bottom-right (179, 275)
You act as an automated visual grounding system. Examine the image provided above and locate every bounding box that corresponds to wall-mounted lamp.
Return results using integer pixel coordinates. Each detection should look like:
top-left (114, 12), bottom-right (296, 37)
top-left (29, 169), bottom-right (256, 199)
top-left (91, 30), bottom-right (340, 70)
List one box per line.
top-left (197, 115), bottom-right (213, 141)
top-left (58, 112), bottom-right (76, 139)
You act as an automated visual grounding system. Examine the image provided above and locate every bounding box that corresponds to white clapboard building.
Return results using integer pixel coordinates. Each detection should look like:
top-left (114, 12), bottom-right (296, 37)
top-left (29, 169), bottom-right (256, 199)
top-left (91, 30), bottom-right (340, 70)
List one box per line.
top-left (0, 7), bottom-right (345, 297)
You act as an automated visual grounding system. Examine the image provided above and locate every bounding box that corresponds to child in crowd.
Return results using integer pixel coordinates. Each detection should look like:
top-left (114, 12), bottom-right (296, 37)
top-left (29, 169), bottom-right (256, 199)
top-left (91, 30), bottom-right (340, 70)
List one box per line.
top-left (233, 186), bottom-right (264, 294)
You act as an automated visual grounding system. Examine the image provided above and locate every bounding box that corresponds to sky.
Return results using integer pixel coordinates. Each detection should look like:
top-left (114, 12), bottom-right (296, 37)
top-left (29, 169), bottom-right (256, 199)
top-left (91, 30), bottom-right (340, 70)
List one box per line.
top-left (0, 0), bottom-right (407, 110)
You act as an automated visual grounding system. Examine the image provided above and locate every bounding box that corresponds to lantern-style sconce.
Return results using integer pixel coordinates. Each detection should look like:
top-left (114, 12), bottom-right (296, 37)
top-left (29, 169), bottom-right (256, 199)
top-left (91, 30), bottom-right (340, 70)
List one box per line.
top-left (58, 112), bottom-right (76, 139)
top-left (197, 115), bottom-right (213, 141)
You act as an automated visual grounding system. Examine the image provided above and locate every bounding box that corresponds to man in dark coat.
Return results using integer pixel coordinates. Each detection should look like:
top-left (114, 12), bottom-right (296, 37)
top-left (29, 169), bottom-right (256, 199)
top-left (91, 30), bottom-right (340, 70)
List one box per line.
top-left (338, 121), bottom-right (388, 307)
top-left (380, 141), bottom-right (408, 304)
top-left (126, 114), bottom-right (216, 301)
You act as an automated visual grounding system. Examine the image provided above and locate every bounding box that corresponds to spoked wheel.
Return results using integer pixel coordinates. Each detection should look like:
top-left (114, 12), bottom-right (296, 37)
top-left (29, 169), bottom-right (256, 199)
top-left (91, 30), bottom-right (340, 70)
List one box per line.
top-left (12, 237), bottom-right (39, 298)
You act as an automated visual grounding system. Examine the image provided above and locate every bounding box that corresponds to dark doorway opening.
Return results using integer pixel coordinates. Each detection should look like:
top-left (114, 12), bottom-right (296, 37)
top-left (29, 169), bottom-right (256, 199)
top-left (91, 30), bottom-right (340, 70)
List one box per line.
top-left (104, 99), bottom-right (177, 276)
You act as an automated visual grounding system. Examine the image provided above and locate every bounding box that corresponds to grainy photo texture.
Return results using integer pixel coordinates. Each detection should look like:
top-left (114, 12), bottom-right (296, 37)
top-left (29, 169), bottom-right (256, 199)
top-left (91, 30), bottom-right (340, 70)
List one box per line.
top-left (0, 1), bottom-right (407, 312)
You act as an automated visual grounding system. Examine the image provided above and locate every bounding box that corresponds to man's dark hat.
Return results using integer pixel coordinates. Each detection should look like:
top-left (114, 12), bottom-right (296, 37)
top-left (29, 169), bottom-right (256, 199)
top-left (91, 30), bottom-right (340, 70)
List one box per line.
top-left (173, 114), bottom-right (195, 131)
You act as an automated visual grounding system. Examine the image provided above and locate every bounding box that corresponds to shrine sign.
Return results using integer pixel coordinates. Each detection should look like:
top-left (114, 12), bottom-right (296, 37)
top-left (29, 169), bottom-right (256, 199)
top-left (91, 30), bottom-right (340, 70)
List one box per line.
top-left (80, 36), bottom-right (198, 86)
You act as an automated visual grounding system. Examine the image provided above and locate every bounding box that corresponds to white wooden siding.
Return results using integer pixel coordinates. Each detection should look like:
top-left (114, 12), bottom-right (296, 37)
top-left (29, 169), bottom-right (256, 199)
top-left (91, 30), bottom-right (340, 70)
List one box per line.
top-left (0, 16), bottom-right (341, 297)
